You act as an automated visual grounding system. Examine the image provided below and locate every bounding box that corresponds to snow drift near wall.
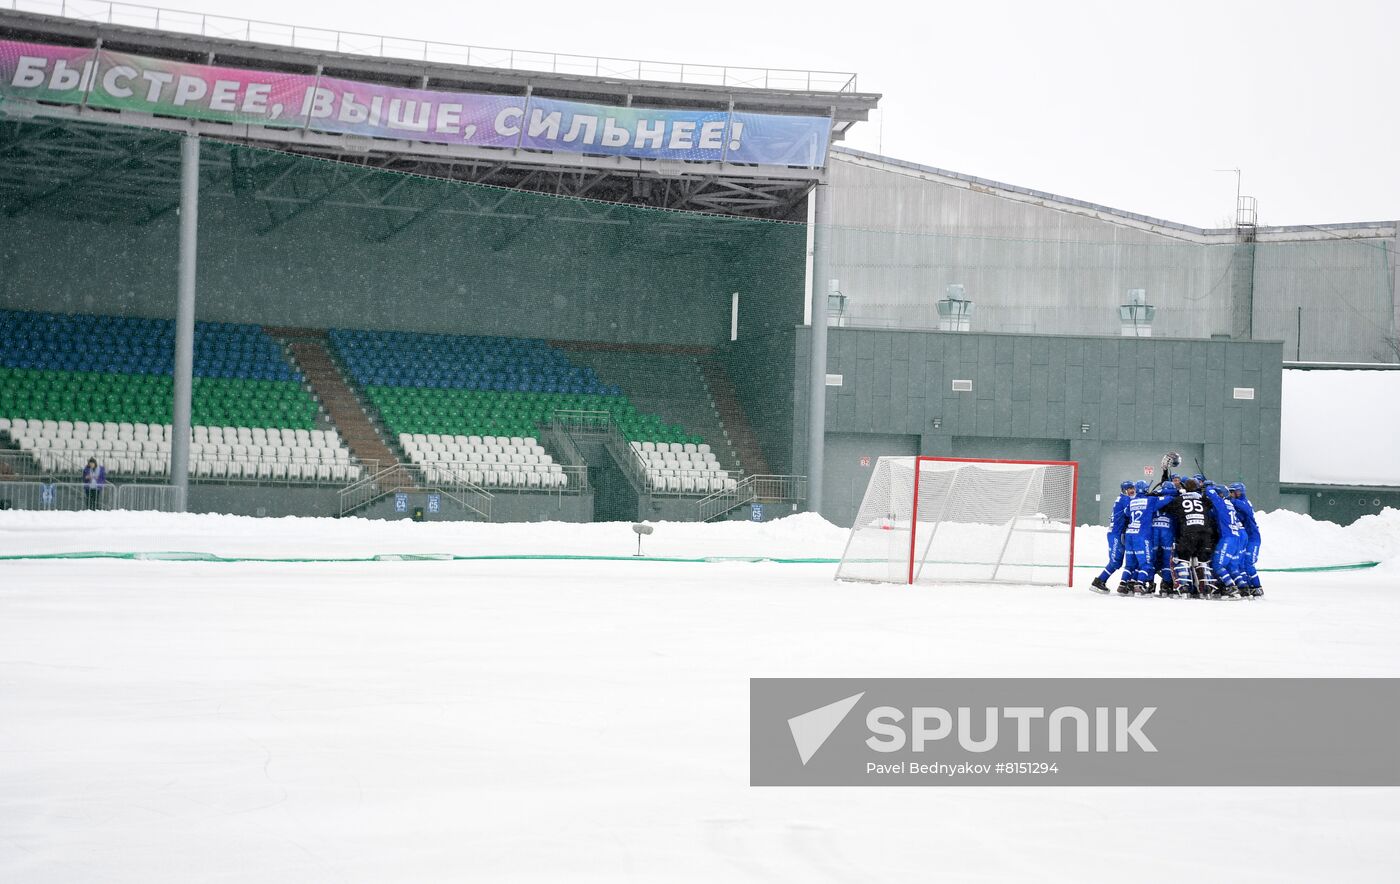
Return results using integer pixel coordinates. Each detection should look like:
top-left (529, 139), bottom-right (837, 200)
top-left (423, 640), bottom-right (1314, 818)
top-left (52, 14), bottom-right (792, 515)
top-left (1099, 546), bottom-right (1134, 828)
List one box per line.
top-left (2, 507), bottom-right (1397, 570)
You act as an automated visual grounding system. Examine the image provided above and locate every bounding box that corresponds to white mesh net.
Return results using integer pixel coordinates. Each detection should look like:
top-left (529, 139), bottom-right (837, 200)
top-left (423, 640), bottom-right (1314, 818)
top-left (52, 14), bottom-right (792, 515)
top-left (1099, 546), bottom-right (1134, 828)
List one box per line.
top-left (835, 457), bottom-right (1078, 586)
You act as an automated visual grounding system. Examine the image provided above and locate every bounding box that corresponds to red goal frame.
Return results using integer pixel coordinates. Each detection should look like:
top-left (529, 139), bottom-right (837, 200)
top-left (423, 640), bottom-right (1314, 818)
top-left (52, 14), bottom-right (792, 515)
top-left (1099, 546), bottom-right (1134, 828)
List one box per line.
top-left (907, 456), bottom-right (1079, 587)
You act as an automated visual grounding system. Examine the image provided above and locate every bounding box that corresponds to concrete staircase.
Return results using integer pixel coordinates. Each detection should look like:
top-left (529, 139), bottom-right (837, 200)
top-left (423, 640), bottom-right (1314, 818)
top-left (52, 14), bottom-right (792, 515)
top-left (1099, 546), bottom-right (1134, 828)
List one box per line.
top-left (698, 358), bottom-right (772, 477)
top-left (278, 331), bottom-right (409, 488)
top-left (558, 347), bottom-right (746, 474)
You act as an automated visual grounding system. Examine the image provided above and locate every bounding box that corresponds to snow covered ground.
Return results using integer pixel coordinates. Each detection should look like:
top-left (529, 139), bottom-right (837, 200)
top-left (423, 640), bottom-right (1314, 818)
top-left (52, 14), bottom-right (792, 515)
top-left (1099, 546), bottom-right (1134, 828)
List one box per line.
top-left (2, 509), bottom-right (1399, 882)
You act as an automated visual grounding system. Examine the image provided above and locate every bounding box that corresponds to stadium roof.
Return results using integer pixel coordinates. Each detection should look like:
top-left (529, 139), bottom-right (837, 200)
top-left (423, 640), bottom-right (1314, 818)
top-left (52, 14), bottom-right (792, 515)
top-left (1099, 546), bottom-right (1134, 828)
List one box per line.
top-left (0, 6), bottom-right (880, 219)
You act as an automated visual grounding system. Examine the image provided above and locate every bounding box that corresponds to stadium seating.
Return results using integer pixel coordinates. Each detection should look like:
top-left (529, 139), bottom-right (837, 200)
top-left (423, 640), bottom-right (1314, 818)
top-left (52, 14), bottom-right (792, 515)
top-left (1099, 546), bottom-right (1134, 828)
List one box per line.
top-left (398, 433), bottom-right (569, 490)
top-left (0, 418), bottom-right (362, 483)
top-left (0, 309), bottom-right (358, 482)
top-left (0, 310), bottom-right (298, 380)
top-left (329, 329), bottom-right (730, 494)
top-left (629, 440), bottom-right (735, 494)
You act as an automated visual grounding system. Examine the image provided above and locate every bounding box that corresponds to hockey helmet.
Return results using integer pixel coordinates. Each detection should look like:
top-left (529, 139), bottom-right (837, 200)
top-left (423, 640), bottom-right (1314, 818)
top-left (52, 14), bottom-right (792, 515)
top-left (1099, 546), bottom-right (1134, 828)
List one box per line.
top-left (1120, 480), bottom-right (1135, 492)
top-left (1229, 482), bottom-right (1247, 496)
top-left (1134, 480), bottom-right (1149, 493)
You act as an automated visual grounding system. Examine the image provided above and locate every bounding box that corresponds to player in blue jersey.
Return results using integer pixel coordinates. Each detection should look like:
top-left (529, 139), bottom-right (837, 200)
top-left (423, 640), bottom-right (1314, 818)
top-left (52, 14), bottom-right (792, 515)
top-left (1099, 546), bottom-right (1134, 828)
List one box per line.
top-left (1149, 481), bottom-right (1179, 596)
top-left (1090, 481), bottom-right (1136, 593)
top-left (1228, 482), bottom-right (1263, 597)
top-left (1118, 480), bottom-right (1170, 595)
top-left (1203, 481), bottom-right (1247, 596)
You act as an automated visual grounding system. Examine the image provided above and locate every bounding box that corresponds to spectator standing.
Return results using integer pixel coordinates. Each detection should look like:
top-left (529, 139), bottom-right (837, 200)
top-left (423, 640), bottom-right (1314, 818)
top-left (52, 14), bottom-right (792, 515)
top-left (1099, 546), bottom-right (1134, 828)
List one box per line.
top-left (82, 457), bottom-right (106, 510)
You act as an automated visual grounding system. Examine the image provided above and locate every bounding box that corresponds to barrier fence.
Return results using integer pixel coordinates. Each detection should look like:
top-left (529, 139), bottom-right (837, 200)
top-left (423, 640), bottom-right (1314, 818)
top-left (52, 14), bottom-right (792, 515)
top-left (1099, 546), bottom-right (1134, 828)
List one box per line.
top-left (0, 479), bottom-right (181, 511)
top-left (0, 448), bottom-right (374, 489)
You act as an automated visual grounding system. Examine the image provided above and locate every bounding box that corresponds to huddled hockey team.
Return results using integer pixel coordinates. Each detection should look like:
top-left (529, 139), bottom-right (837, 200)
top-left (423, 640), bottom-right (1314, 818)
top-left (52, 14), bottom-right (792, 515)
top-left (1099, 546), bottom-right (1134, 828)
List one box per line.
top-left (1091, 454), bottom-right (1263, 599)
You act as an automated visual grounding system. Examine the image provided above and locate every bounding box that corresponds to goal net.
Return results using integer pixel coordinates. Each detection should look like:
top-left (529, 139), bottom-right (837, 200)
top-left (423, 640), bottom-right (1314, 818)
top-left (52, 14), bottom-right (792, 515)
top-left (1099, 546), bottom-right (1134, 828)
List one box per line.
top-left (835, 457), bottom-right (1078, 586)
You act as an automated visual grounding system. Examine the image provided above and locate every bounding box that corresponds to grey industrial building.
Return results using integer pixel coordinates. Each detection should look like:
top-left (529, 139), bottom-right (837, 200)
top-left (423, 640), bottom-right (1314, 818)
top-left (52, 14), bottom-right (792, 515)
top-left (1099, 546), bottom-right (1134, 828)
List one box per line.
top-left (728, 148), bottom-right (1397, 526)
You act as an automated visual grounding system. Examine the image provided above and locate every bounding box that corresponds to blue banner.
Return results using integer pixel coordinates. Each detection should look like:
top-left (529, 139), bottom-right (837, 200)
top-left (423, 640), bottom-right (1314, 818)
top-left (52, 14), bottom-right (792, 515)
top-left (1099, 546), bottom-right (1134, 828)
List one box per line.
top-left (517, 96), bottom-right (828, 167)
top-left (2, 40), bottom-right (831, 168)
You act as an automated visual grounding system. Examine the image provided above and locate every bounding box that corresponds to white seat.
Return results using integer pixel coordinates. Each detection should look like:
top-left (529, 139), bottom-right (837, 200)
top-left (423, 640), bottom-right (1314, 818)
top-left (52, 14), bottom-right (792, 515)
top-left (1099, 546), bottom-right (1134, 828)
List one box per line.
top-left (330, 464), bottom-right (347, 482)
top-left (236, 428), bottom-right (253, 443)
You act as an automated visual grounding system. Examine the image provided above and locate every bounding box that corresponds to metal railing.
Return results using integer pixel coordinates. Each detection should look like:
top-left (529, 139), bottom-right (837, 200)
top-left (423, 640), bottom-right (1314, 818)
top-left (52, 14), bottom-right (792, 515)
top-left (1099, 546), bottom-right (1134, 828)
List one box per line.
top-left (418, 459), bottom-right (587, 495)
top-left (5, 0), bottom-right (859, 92)
top-left (0, 479), bottom-right (180, 511)
top-left (550, 409), bottom-right (748, 500)
top-left (697, 473), bottom-right (807, 522)
top-left (113, 482), bottom-right (182, 511)
top-left (550, 409), bottom-right (651, 493)
top-left (0, 447), bottom-right (375, 489)
top-left (337, 462), bottom-right (492, 519)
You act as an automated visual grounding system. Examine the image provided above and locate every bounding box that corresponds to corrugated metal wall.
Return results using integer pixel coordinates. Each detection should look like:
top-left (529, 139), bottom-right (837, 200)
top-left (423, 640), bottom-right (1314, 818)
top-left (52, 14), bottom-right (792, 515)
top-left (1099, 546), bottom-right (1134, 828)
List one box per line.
top-left (825, 153), bottom-right (1397, 362)
top-left (1253, 239), bottom-right (1395, 362)
top-left (793, 327), bottom-right (1284, 525)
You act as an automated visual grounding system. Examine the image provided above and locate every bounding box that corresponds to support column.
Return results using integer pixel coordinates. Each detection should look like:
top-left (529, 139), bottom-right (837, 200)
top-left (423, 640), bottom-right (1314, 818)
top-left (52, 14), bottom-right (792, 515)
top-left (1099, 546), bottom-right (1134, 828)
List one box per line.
top-left (1230, 233), bottom-right (1256, 341)
top-left (170, 134), bottom-right (199, 511)
top-left (806, 181), bottom-right (832, 514)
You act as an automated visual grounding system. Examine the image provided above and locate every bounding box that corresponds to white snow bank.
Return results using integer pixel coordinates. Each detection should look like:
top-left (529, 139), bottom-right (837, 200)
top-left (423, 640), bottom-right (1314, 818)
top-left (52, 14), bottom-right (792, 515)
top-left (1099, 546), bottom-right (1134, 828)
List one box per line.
top-left (0, 509), bottom-right (852, 561)
top-left (1077, 506), bottom-right (1400, 569)
top-left (3, 506), bottom-right (1399, 569)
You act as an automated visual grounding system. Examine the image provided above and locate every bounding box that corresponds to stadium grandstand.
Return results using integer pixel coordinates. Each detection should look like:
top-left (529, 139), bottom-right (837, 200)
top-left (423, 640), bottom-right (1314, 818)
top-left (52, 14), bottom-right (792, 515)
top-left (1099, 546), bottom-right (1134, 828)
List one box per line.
top-left (0, 1), bottom-right (875, 521)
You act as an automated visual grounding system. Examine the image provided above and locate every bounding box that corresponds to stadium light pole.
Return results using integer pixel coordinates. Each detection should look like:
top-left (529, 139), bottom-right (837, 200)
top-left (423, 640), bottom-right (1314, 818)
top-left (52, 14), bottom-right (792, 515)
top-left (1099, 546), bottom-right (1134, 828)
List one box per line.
top-left (170, 133), bottom-right (200, 512)
top-left (806, 181), bottom-right (832, 515)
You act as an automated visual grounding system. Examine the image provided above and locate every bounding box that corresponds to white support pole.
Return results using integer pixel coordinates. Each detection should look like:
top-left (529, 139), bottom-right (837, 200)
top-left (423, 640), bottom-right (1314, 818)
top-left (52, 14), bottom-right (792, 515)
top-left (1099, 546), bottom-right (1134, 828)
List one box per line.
top-left (806, 181), bottom-right (831, 514)
top-left (170, 134), bottom-right (199, 511)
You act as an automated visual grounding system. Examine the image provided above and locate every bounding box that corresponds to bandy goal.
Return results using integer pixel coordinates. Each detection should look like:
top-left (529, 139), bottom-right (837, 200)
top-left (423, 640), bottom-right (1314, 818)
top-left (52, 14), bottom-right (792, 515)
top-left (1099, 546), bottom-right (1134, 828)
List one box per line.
top-left (835, 457), bottom-right (1079, 586)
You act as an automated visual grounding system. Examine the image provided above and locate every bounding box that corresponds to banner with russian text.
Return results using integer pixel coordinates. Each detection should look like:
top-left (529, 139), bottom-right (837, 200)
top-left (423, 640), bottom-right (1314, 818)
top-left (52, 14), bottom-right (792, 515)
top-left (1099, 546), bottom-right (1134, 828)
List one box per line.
top-left (0, 39), bottom-right (831, 167)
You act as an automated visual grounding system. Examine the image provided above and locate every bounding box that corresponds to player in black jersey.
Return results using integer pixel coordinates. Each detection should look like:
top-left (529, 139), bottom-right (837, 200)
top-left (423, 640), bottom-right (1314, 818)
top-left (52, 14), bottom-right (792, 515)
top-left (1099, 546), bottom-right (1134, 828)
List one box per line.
top-left (1161, 477), bottom-right (1217, 596)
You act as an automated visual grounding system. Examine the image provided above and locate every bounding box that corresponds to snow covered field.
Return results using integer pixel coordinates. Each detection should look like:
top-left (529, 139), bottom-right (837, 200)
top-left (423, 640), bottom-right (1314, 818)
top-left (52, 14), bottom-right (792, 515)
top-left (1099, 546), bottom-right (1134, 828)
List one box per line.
top-left (3, 510), bottom-right (1399, 882)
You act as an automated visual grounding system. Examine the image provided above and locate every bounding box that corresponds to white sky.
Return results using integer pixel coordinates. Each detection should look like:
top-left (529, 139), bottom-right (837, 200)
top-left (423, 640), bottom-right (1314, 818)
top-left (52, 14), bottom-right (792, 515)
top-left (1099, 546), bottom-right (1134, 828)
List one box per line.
top-left (182, 0), bottom-right (1398, 228)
